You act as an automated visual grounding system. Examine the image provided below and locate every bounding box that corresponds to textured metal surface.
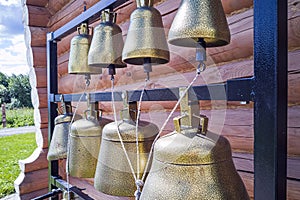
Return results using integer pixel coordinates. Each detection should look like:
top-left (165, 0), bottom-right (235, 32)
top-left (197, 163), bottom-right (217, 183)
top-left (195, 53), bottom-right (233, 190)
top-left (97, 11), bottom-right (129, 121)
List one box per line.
top-left (168, 0), bottom-right (230, 47)
top-left (68, 23), bottom-right (102, 74)
top-left (69, 116), bottom-right (111, 178)
top-left (94, 119), bottom-right (158, 196)
top-left (141, 130), bottom-right (249, 200)
top-left (122, 4), bottom-right (169, 65)
top-left (253, 0), bottom-right (288, 199)
top-left (88, 10), bottom-right (126, 68)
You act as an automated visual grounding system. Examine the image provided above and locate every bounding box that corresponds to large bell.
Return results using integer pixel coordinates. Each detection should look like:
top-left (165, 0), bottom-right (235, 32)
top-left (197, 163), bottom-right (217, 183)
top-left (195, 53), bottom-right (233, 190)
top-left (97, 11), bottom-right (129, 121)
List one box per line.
top-left (94, 101), bottom-right (159, 196)
top-left (88, 10), bottom-right (126, 69)
top-left (68, 23), bottom-right (102, 74)
top-left (47, 101), bottom-right (81, 161)
top-left (168, 0), bottom-right (231, 48)
top-left (140, 88), bottom-right (249, 200)
top-left (69, 101), bottom-right (111, 178)
top-left (122, 0), bottom-right (170, 79)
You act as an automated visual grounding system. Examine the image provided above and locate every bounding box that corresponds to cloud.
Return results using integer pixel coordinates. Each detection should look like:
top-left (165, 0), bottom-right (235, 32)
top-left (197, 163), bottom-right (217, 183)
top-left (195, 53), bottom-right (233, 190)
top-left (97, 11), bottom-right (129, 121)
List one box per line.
top-left (0, 0), bottom-right (27, 75)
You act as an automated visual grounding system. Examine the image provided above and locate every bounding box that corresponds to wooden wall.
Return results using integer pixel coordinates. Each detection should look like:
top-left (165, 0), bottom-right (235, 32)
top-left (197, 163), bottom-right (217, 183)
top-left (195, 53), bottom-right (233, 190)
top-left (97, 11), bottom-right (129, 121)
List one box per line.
top-left (19, 0), bottom-right (300, 199)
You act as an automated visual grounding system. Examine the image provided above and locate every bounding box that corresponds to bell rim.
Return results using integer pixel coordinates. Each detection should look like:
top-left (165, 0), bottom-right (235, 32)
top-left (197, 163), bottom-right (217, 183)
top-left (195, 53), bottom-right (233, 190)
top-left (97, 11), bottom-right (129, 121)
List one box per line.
top-left (168, 37), bottom-right (230, 48)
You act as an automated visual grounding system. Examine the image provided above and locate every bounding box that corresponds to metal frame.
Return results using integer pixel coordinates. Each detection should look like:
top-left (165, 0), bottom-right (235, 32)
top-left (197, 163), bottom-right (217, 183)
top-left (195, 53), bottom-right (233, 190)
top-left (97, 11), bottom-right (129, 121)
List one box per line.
top-left (46, 0), bottom-right (287, 199)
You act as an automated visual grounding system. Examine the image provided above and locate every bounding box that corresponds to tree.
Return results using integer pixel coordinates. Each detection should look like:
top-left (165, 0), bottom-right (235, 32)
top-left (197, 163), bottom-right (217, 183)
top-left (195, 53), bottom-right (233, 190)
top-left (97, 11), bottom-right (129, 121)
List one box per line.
top-left (0, 84), bottom-right (10, 104)
top-left (8, 74), bottom-right (32, 108)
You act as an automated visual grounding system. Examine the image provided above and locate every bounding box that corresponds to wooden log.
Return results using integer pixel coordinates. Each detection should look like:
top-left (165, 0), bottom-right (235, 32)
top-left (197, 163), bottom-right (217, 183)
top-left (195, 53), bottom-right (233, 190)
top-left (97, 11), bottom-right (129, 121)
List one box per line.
top-left (25, 5), bottom-right (51, 27)
top-left (41, 128), bottom-right (48, 148)
top-left (25, 0), bottom-right (48, 7)
top-left (15, 168), bottom-right (48, 195)
top-left (32, 47), bottom-right (46, 67)
top-left (37, 87), bottom-right (48, 108)
top-left (47, 0), bottom-right (73, 15)
top-left (34, 67), bottom-right (47, 88)
top-left (28, 27), bottom-right (47, 47)
top-left (19, 149), bottom-right (48, 173)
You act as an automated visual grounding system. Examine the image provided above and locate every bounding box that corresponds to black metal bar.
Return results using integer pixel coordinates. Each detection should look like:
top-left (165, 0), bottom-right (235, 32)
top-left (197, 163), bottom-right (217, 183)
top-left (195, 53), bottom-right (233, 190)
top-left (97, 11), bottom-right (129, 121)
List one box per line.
top-left (253, 0), bottom-right (287, 199)
top-left (32, 189), bottom-right (62, 200)
top-left (52, 0), bottom-right (128, 40)
top-left (49, 79), bottom-right (253, 103)
top-left (47, 33), bottom-right (59, 199)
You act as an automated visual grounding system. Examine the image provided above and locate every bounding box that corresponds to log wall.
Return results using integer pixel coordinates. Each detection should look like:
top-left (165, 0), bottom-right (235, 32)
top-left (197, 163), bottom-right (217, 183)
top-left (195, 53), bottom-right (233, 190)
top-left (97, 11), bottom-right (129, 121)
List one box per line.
top-left (19, 0), bottom-right (300, 199)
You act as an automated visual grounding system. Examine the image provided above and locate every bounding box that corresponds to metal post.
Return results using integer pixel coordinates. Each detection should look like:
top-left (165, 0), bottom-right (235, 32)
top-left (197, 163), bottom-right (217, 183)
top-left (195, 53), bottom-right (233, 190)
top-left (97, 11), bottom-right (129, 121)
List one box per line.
top-left (253, 0), bottom-right (287, 199)
top-left (47, 32), bottom-right (59, 199)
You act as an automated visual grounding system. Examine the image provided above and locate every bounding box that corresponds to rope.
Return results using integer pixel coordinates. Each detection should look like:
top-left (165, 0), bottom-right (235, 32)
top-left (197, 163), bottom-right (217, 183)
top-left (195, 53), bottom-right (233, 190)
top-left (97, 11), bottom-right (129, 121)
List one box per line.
top-left (141, 73), bottom-right (199, 182)
top-left (135, 79), bottom-right (148, 180)
top-left (111, 78), bottom-right (138, 182)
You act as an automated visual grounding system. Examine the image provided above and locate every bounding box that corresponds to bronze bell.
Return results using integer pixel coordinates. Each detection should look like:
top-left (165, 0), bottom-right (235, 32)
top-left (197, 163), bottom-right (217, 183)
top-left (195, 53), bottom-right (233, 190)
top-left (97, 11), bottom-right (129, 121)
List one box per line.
top-left (168, 0), bottom-right (231, 48)
top-left (88, 9), bottom-right (126, 69)
top-left (122, 0), bottom-right (170, 79)
top-left (69, 100), bottom-right (112, 178)
top-left (47, 101), bottom-right (81, 161)
top-left (140, 88), bottom-right (249, 200)
top-left (68, 23), bottom-right (102, 75)
top-left (94, 95), bottom-right (159, 196)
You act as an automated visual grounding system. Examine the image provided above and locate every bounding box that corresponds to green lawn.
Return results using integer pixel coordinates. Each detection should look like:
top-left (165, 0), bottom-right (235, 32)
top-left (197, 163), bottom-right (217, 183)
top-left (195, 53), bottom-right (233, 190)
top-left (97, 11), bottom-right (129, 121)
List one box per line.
top-left (0, 133), bottom-right (36, 198)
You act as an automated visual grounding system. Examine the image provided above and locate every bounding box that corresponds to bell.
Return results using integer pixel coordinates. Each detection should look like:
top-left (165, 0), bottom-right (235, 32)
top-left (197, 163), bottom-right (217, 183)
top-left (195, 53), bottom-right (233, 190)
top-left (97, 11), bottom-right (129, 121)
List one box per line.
top-left (122, 0), bottom-right (170, 79)
top-left (88, 9), bottom-right (126, 69)
top-left (94, 98), bottom-right (159, 196)
top-left (69, 100), bottom-right (112, 178)
top-left (140, 88), bottom-right (249, 200)
top-left (68, 23), bottom-right (102, 75)
top-left (47, 101), bottom-right (81, 161)
top-left (168, 0), bottom-right (231, 48)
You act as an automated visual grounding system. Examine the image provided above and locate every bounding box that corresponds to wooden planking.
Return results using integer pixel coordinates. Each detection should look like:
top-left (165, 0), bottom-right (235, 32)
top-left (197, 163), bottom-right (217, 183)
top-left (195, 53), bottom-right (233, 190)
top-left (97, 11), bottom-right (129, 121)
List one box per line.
top-left (26, 5), bottom-right (51, 27)
top-left (32, 47), bottom-right (47, 67)
top-left (20, 188), bottom-right (49, 200)
top-left (41, 128), bottom-right (48, 148)
top-left (47, 0), bottom-right (73, 15)
top-left (21, 149), bottom-right (48, 173)
top-left (37, 87), bottom-right (48, 108)
top-left (16, 168), bottom-right (48, 195)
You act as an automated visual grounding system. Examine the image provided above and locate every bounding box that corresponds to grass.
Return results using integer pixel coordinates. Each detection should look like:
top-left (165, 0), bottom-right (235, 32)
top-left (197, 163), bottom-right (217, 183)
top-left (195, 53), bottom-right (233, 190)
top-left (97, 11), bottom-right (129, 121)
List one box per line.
top-left (0, 133), bottom-right (36, 198)
top-left (0, 108), bottom-right (34, 128)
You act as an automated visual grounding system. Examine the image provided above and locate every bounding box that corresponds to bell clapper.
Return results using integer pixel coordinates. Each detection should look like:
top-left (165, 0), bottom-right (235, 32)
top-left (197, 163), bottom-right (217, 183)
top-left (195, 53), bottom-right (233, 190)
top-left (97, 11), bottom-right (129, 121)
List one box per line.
top-left (196, 38), bottom-right (207, 74)
top-left (84, 74), bottom-right (91, 86)
top-left (143, 58), bottom-right (152, 81)
top-left (108, 64), bottom-right (116, 80)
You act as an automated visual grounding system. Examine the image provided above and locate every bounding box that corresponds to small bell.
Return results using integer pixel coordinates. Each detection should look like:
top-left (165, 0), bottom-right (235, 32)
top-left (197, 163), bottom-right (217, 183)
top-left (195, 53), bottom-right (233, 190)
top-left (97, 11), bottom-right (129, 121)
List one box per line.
top-left (69, 98), bottom-right (112, 178)
top-left (122, 0), bottom-right (170, 80)
top-left (88, 9), bottom-right (126, 69)
top-left (94, 96), bottom-right (159, 196)
top-left (140, 88), bottom-right (249, 200)
top-left (47, 101), bottom-right (81, 161)
top-left (68, 23), bottom-right (102, 75)
top-left (168, 0), bottom-right (231, 72)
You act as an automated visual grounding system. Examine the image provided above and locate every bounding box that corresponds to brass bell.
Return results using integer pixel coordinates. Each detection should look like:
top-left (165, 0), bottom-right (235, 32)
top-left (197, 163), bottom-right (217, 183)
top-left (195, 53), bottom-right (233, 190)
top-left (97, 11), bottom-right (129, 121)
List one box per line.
top-left (140, 88), bottom-right (249, 200)
top-left (88, 9), bottom-right (126, 69)
top-left (68, 23), bottom-right (102, 75)
top-left (122, 0), bottom-right (170, 80)
top-left (47, 101), bottom-right (81, 161)
top-left (69, 99), bottom-right (112, 178)
top-left (168, 0), bottom-right (230, 48)
top-left (94, 95), bottom-right (159, 196)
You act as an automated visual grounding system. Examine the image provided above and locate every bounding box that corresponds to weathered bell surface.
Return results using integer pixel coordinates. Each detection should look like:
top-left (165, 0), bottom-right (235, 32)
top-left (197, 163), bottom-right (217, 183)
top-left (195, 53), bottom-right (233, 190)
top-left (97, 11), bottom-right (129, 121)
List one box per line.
top-left (47, 103), bottom-right (81, 161)
top-left (94, 103), bottom-right (159, 196)
top-left (68, 23), bottom-right (102, 74)
top-left (122, 0), bottom-right (170, 65)
top-left (140, 130), bottom-right (250, 200)
top-left (88, 10), bottom-right (126, 68)
top-left (69, 110), bottom-right (111, 178)
top-left (168, 0), bottom-right (231, 47)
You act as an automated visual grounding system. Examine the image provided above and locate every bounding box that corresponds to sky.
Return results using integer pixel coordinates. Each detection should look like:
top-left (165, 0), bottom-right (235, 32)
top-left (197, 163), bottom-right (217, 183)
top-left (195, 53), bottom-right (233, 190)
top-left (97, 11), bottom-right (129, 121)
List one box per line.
top-left (0, 0), bottom-right (28, 76)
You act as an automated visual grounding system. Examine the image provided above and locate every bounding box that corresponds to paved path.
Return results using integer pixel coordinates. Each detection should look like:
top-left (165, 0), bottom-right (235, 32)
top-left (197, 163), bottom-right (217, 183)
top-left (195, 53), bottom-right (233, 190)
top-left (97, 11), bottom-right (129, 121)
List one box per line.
top-left (0, 126), bottom-right (36, 137)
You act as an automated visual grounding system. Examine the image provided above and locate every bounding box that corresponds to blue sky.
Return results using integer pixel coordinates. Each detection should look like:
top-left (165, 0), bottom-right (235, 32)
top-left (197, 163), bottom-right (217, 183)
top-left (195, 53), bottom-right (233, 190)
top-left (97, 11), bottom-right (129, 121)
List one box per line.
top-left (0, 0), bottom-right (28, 76)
